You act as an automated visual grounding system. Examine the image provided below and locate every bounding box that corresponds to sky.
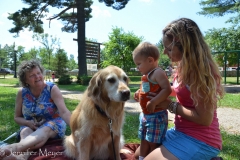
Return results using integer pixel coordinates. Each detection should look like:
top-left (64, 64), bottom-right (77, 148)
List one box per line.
top-left (0, 0), bottom-right (232, 61)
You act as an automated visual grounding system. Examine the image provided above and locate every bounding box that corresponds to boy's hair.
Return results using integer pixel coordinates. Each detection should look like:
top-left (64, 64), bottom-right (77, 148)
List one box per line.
top-left (132, 42), bottom-right (160, 60)
top-left (162, 18), bottom-right (224, 108)
top-left (17, 59), bottom-right (44, 87)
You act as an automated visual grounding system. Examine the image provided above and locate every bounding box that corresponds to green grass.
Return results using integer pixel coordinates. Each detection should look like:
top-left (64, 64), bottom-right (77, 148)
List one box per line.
top-left (222, 77), bottom-right (240, 85)
top-left (0, 77), bottom-right (240, 159)
top-left (219, 131), bottom-right (240, 160)
top-left (219, 93), bottom-right (240, 109)
top-left (0, 77), bottom-right (19, 86)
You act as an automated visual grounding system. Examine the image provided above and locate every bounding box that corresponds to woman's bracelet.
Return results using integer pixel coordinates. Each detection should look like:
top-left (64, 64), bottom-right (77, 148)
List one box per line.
top-left (168, 102), bottom-right (180, 114)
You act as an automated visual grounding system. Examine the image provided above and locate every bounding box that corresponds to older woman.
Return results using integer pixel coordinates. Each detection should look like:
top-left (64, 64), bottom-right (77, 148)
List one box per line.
top-left (0, 59), bottom-right (71, 160)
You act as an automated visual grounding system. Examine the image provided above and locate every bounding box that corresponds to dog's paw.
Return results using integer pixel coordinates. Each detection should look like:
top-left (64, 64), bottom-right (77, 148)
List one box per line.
top-left (120, 149), bottom-right (131, 154)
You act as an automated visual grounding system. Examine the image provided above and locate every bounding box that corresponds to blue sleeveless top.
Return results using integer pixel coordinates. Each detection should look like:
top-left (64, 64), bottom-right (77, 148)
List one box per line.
top-left (21, 82), bottom-right (66, 138)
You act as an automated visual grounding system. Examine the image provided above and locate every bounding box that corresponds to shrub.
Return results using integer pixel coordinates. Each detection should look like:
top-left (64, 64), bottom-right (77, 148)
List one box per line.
top-left (77, 75), bottom-right (91, 85)
top-left (58, 75), bottom-right (72, 85)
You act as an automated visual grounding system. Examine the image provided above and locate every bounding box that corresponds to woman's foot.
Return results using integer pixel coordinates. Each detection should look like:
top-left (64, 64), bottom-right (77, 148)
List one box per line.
top-left (0, 148), bottom-right (28, 160)
top-left (0, 148), bottom-right (11, 160)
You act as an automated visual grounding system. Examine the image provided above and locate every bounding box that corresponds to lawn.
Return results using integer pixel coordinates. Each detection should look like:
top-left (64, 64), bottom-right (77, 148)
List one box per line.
top-left (0, 77), bottom-right (240, 159)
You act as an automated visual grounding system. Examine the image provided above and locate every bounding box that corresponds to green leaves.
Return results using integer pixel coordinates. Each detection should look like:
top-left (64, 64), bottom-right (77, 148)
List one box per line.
top-left (101, 27), bottom-right (143, 71)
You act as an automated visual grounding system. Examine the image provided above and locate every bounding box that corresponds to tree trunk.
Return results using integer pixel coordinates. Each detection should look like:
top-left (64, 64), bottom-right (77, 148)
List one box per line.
top-left (77, 0), bottom-right (87, 76)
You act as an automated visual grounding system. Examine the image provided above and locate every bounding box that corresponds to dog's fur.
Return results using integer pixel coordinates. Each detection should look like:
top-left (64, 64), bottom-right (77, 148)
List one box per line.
top-left (64, 65), bottom-right (130, 160)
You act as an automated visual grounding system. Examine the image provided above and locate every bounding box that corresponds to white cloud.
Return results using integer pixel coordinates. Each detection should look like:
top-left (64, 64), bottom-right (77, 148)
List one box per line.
top-left (14, 31), bottom-right (41, 50)
top-left (91, 6), bottom-right (111, 18)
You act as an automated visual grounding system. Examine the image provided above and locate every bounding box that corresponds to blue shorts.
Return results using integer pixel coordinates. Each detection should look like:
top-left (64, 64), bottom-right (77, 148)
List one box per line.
top-left (138, 111), bottom-right (168, 143)
top-left (162, 128), bottom-right (220, 160)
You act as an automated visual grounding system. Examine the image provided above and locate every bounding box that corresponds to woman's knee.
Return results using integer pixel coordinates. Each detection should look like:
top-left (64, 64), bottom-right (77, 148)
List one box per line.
top-left (20, 127), bottom-right (34, 140)
top-left (40, 126), bottom-right (57, 139)
top-left (29, 127), bottom-right (56, 149)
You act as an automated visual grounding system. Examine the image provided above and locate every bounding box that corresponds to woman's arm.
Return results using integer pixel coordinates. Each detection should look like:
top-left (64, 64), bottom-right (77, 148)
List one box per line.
top-left (175, 99), bottom-right (214, 126)
top-left (14, 89), bottom-right (38, 130)
top-left (148, 92), bottom-right (214, 126)
top-left (51, 85), bottom-right (71, 125)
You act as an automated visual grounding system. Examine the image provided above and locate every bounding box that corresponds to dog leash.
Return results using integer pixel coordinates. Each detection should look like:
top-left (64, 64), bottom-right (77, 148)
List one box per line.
top-left (95, 104), bottom-right (117, 160)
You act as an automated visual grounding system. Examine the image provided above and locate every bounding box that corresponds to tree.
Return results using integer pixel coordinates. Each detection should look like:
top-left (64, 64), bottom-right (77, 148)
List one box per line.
top-left (20, 47), bottom-right (39, 61)
top-left (32, 33), bottom-right (59, 71)
top-left (156, 40), bottom-right (171, 69)
top-left (0, 45), bottom-right (9, 68)
top-left (53, 48), bottom-right (69, 76)
top-left (198, 0), bottom-right (240, 25)
top-left (8, 0), bottom-right (130, 77)
top-left (101, 27), bottom-right (143, 71)
top-left (204, 26), bottom-right (240, 66)
top-left (38, 48), bottom-right (52, 69)
top-left (67, 54), bottom-right (78, 71)
top-left (99, 0), bottom-right (130, 10)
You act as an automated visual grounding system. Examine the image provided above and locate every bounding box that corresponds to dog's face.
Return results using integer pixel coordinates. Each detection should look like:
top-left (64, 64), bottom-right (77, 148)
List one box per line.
top-left (88, 65), bottom-right (130, 103)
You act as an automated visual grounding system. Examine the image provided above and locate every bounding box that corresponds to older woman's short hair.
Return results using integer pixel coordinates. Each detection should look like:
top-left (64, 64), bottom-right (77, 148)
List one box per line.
top-left (17, 59), bottom-right (44, 87)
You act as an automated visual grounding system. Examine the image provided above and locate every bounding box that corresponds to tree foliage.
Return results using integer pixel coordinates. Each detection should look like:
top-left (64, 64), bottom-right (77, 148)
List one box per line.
top-left (204, 26), bottom-right (240, 66)
top-left (156, 40), bottom-right (171, 69)
top-left (8, 0), bottom-right (130, 77)
top-left (53, 48), bottom-right (69, 76)
top-left (0, 43), bottom-right (25, 71)
top-left (8, 0), bottom-right (93, 34)
top-left (99, 0), bottom-right (130, 10)
top-left (101, 27), bottom-right (143, 71)
top-left (32, 33), bottom-right (59, 70)
top-left (0, 45), bottom-right (10, 68)
top-left (198, 0), bottom-right (240, 25)
top-left (67, 54), bottom-right (78, 71)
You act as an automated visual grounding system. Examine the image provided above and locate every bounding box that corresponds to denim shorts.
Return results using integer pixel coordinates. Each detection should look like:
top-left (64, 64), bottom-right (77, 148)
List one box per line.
top-left (162, 128), bottom-right (220, 160)
top-left (138, 111), bottom-right (168, 143)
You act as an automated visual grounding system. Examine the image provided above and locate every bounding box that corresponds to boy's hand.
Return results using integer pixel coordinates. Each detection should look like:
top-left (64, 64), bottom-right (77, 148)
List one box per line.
top-left (134, 89), bottom-right (140, 102)
top-left (146, 101), bottom-right (156, 113)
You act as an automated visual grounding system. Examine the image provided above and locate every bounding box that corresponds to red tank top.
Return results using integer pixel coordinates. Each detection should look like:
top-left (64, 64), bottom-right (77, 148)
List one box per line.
top-left (173, 79), bottom-right (222, 149)
top-left (139, 68), bottom-right (163, 114)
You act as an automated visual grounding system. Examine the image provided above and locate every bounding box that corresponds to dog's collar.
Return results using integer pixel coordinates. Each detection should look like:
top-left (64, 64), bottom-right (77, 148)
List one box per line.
top-left (95, 104), bottom-right (109, 119)
top-left (94, 104), bottom-right (117, 159)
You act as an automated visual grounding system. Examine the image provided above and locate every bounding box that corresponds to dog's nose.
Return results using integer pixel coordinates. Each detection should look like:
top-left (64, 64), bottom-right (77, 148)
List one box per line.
top-left (121, 90), bottom-right (130, 101)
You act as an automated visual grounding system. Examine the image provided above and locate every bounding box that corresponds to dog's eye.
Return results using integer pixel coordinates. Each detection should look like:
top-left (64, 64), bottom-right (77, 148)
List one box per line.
top-left (108, 77), bottom-right (116, 83)
top-left (123, 76), bottom-right (128, 82)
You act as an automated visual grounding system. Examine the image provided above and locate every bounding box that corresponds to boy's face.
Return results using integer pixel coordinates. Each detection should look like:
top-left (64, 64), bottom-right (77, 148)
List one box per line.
top-left (133, 53), bottom-right (153, 75)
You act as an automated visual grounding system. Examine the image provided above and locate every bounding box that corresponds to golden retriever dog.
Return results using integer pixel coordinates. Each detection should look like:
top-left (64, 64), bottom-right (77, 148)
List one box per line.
top-left (64, 65), bottom-right (130, 160)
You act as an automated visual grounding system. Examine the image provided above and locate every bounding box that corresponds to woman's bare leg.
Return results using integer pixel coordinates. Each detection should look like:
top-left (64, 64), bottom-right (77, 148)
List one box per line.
top-left (134, 146), bottom-right (140, 160)
top-left (20, 127), bottom-right (34, 140)
top-left (144, 145), bottom-right (178, 160)
top-left (0, 126), bottom-right (57, 160)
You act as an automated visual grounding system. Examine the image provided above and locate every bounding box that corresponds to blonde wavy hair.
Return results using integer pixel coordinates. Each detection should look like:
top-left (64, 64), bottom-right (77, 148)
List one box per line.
top-left (163, 18), bottom-right (224, 108)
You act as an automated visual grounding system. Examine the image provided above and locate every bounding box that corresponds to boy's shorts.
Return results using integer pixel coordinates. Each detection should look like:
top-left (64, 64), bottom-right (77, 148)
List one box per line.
top-left (162, 128), bottom-right (220, 160)
top-left (138, 111), bottom-right (168, 143)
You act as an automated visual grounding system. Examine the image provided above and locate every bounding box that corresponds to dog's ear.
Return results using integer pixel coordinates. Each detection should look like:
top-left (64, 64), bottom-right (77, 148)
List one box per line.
top-left (87, 72), bottom-right (102, 97)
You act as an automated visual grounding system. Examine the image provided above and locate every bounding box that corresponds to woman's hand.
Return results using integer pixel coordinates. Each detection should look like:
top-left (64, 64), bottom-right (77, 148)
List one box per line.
top-left (26, 120), bottom-right (38, 130)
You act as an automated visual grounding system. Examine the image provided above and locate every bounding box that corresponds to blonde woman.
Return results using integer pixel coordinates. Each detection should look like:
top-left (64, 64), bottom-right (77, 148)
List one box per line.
top-left (136, 18), bottom-right (224, 160)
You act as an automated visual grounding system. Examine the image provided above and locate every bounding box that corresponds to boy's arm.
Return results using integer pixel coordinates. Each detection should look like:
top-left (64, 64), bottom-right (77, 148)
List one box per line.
top-left (146, 69), bottom-right (172, 113)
